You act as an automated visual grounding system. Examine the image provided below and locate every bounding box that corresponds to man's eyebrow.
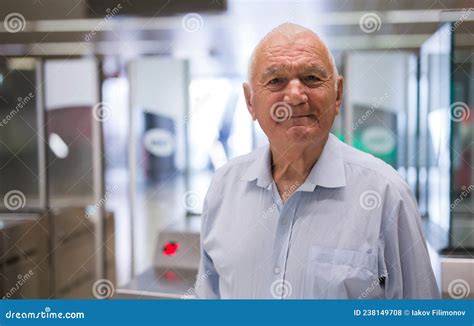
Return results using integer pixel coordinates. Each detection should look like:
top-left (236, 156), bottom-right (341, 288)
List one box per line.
top-left (301, 64), bottom-right (329, 77)
top-left (260, 66), bottom-right (285, 81)
top-left (260, 64), bottom-right (330, 81)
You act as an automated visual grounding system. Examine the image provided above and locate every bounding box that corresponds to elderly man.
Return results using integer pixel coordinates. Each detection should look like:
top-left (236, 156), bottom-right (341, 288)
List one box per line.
top-left (195, 23), bottom-right (439, 299)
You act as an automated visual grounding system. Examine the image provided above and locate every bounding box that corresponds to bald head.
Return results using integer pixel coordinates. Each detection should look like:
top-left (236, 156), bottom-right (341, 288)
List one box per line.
top-left (248, 23), bottom-right (338, 87)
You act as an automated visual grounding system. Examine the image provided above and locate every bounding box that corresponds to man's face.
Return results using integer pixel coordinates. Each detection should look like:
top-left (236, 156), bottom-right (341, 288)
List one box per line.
top-left (244, 32), bottom-right (343, 148)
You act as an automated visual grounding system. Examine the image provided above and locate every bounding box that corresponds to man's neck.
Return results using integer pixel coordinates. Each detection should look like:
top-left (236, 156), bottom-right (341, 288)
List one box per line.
top-left (270, 135), bottom-right (329, 202)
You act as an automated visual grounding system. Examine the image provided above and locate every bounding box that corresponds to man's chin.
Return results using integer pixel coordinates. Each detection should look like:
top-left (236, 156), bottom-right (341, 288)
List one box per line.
top-left (283, 126), bottom-right (322, 144)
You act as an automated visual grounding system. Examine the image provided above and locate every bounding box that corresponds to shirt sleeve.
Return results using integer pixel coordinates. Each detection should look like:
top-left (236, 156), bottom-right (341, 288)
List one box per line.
top-left (381, 185), bottom-right (441, 299)
top-left (194, 183), bottom-right (220, 299)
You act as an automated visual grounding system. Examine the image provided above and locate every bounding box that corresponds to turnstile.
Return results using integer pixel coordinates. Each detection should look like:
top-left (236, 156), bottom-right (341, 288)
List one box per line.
top-left (116, 217), bottom-right (200, 299)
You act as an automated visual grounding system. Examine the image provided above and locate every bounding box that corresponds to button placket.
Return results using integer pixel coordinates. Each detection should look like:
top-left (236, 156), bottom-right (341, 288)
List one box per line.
top-left (269, 192), bottom-right (301, 296)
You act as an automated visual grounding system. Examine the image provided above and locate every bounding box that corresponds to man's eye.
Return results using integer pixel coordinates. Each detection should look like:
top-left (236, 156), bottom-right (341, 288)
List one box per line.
top-left (267, 78), bottom-right (284, 85)
top-left (303, 75), bottom-right (321, 83)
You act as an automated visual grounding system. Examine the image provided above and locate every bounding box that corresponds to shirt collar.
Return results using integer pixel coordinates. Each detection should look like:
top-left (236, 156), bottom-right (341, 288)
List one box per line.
top-left (240, 145), bottom-right (273, 188)
top-left (240, 133), bottom-right (347, 191)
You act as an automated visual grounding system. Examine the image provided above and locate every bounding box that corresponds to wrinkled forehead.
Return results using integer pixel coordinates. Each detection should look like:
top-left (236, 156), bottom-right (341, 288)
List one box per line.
top-left (254, 31), bottom-right (332, 77)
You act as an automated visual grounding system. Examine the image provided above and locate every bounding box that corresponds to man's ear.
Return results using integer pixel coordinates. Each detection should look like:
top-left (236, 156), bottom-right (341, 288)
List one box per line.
top-left (243, 82), bottom-right (256, 121)
top-left (334, 76), bottom-right (344, 115)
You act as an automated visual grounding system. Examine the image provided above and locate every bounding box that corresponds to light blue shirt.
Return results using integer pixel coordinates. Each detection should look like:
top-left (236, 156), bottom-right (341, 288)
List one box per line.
top-left (195, 133), bottom-right (440, 299)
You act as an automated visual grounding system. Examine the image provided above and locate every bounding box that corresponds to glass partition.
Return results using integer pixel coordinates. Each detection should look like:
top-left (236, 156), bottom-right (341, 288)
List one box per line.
top-left (419, 24), bottom-right (452, 231)
top-left (43, 59), bottom-right (100, 207)
top-left (343, 52), bottom-right (417, 176)
top-left (420, 17), bottom-right (474, 251)
top-left (450, 18), bottom-right (474, 249)
top-left (0, 58), bottom-right (43, 211)
top-left (128, 57), bottom-right (189, 273)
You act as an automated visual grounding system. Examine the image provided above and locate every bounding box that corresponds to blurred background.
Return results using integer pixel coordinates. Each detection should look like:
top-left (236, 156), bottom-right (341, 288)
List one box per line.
top-left (0, 0), bottom-right (472, 300)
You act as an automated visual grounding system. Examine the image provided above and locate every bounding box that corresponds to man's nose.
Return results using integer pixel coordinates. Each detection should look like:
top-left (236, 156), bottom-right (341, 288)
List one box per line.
top-left (283, 79), bottom-right (308, 106)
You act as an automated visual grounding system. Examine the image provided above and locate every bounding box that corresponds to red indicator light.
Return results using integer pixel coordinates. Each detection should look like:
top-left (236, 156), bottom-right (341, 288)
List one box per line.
top-left (164, 270), bottom-right (177, 281)
top-left (163, 241), bottom-right (180, 256)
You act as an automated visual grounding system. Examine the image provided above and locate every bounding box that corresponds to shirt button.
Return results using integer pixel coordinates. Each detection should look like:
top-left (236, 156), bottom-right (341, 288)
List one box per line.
top-left (274, 266), bottom-right (281, 274)
top-left (281, 219), bottom-right (288, 225)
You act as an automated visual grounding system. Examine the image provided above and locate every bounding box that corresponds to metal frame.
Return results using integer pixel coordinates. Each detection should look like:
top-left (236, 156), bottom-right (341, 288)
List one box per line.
top-left (93, 59), bottom-right (106, 281)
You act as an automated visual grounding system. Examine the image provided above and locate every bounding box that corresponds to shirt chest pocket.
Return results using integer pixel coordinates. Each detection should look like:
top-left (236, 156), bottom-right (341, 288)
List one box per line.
top-left (303, 245), bottom-right (383, 299)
